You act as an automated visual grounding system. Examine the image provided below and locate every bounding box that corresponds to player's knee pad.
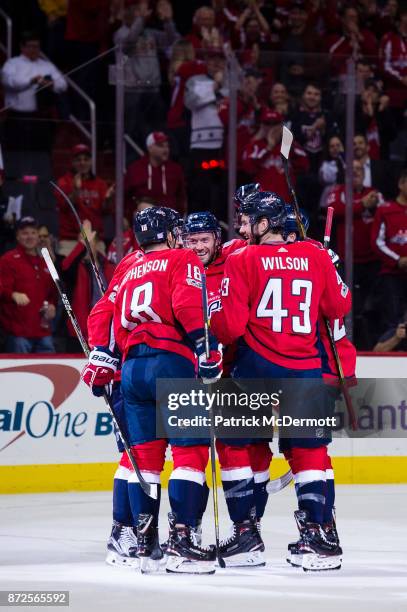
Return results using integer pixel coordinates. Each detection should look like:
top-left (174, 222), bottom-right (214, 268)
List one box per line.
top-left (325, 453), bottom-right (334, 479)
top-left (171, 444), bottom-right (209, 473)
top-left (288, 446), bottom-right (328, 476)
top-left (248, 442), bottom-right (273, 473)
top-left (120, 440), bottom-right (167, 481)
top-left (215, 440), bottom-right (253, 482)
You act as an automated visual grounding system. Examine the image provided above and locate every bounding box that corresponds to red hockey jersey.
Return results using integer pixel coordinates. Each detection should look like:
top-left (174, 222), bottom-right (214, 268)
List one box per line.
top-left (113, 249), bottom-right (205, 362)
top-left (211, 241), bottom-right (351, 370)
top-left (379, 31), bottom-right (407, 108)
top-left (371, 200), bottom-right (407, 275)
top-left (206, 239), bottom-right (246, 318)
top-left (318, 316), bottom-right (356, 379)
top-left (87, 249), bottom-right (143, 350)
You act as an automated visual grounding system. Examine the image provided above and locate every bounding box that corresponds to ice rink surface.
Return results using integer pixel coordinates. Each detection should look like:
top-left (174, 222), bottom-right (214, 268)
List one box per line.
top-left (1, 485), bottom-right (406, 612)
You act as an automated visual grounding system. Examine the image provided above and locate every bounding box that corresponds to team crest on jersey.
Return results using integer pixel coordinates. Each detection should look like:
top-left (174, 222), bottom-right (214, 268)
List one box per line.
top-left (208, 299), bottom-right (222, 318)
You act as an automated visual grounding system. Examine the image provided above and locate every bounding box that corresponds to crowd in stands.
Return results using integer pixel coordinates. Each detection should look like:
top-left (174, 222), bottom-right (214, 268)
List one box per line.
top-left (0, 0), bottom-right (406, 354)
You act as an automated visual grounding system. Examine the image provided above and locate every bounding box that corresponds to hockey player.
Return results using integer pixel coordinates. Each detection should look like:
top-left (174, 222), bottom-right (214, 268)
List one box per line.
top-left (182, 210), bottom-right (273, 568)
top-left (82, 206), bottom-right (159, 568)
top-left (211, 192), bottom-right (351, 571)
top-left (282, 205), bottom-right (357, 569)
top-left (112, 206), bottom-right (222, 574)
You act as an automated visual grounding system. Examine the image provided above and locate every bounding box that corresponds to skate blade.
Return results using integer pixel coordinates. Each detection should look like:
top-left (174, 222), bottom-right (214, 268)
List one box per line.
top-left (286, 553), bottom-right (303, 567)
top-left (220, 550), bottom-right (266, 568)
top-left (302, 553), bottom-right (342, 572)
top-left (105, 550), bottom-right (140, 569)
top-left (166, 556), bottom-right (216, 575)
top-left (139, 556), bottom-right (162, 574)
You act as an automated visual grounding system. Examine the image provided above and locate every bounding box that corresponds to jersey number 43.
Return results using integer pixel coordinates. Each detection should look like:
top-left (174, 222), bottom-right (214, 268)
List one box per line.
top-left (256, 278), bottom-right (312, 334)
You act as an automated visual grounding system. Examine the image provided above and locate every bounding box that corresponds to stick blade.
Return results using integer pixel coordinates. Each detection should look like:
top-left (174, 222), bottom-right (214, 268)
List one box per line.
top-left (281, 125), bottom-right (293, 160)
top-left (41, 247), bottom-right (59, 281)
top-left (266, 469), bottom-right (293, 494)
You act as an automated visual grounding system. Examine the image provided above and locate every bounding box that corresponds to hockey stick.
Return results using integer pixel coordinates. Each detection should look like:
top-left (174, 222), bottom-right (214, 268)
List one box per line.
top-left (201, 272), bottom-right (225, 568)
top-left (41, 248), bottom-right (159, 499)
top-left (322, 209), bottom-right (357, 431)
top-left (50, 181), bottom-right (107, 295)
top-left (281, 126), bottom-right (306, 240)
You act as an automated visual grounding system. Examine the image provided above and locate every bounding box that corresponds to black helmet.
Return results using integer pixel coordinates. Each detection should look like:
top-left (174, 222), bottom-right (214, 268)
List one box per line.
top-left (133, 206), bottom-right (181, 247)
top-left (284, 205), bottom-right (310, 238)
top-left (234, 183), bottom-right (260, 208)
top-left (244, 191), bottom-right (287, 242)
top-left (182, 211), bottom-right (221, 240)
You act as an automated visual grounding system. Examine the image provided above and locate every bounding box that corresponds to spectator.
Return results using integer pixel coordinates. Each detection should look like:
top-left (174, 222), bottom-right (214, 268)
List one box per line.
top-left (279, 0), bottom-right (323, 97)
top-left (318, 135), bottom-right (345, 207)
top-left (354, 132), bottom-right (401, 198)
top-left (107, 197), bottom-right (156, 264)
top-left (327, 160), bottom-right (382, 347)
top-left (371, 168), bottom-right (407, 333)
top-left (241, 108), bottom-right (309, 204)
top-left (124, 132), bottom-right (187, 219)
top-left (38, 224), bottom-right (58, 263)
top-left (379, 8), bottom-right (407, 115)
top-left (325, 6), bottom-right (377, 78)
top-left (167, 39), bottom-right (206, 160)
top-left (55, 144), bottom-right (114, 256)
top-left (268, 81), bottom-right (292, 118)
top-left (373, 315), bottom-right (407, 352)
top-left (187, 6), bottom-right (223, 53)
top-left (218, 67), bottom-right (262, 177)
top-left (233, 0), bottom-right (271, 51)
top-left (184, 51), bottom-right (228, 217)
top-left (61, 220), bottom-right (114, 350)
top-left (1, 31), bottom-right (68, 151)
top-left (0, 216), bottom-right (57, 353)
top-left (355, 79), bottom-right (397, 160)
top-left (114, 0), bottom-right (179, 146)
top-left (290, 81), bottom-right (336, 174)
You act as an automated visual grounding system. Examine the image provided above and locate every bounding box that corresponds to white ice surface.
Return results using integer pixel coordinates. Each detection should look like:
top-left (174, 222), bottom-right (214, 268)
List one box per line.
top-left (0, 485), bottom-right (406, 612)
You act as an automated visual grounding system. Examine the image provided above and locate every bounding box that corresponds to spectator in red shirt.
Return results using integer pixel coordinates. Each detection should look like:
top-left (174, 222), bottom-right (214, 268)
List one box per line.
top-left (325, 5), bottom-right (377, 77)
top-left (241, 107), bottom-right (309, 203)
top-left (0, 216), bottom-right (57, 353)
top-left (327, 160), bottom-right (382, 347)
top-left (61, 220), bottom-right (115, 351)
top-left (379, 8), bottom-right (407, 112)
top-left (268, 81), bottom-right (293, 119)
top-left (371, 168), bottom-right (407, 332)
top-left (55, 144), bottom-right (114, 256)
top-left (124, 132), bottom-right (187, 219)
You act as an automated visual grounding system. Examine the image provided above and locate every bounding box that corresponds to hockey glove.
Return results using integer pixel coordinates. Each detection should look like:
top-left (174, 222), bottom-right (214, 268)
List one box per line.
top-left (81, 346), bottom-right (120, 397)
top-left (195, 336), bottom-right (223, 384)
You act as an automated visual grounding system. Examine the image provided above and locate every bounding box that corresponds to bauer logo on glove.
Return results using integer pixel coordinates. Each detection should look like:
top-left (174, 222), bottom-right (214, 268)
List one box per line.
top-left (81, 346), bottom-right (120, 396)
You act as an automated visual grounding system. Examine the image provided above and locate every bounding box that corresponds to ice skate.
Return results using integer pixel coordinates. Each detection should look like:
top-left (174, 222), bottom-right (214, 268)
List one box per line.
top-left (293, 511), bottom-right (342, 572)
top-left (165, 513), bottom-right (216, 574)
top-left (136, 513), bottom-right (164, 574)
top-left (218, 509), bottom-right (265, 568)
top-left (286, 510), bottom-right (307, 567)
top-left (105, 521), bottom-right (139, 569)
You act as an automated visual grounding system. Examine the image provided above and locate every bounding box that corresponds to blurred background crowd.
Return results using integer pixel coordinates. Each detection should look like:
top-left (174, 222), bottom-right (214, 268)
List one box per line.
top-left (0, 0), bottom-right (406, 354)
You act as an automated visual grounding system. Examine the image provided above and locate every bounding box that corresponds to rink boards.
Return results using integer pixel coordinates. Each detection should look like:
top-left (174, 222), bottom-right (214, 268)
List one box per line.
top-left (0, 355), bottom-right (406, 494)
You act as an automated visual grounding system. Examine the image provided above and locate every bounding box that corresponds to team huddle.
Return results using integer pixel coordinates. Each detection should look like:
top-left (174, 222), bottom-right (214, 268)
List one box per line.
top-left (80, 183), bottom-right (355, 575)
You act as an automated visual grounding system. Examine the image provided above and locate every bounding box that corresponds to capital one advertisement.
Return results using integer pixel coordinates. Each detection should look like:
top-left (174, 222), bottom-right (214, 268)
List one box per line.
top-left (0, 358), bottom-right (117, 466)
